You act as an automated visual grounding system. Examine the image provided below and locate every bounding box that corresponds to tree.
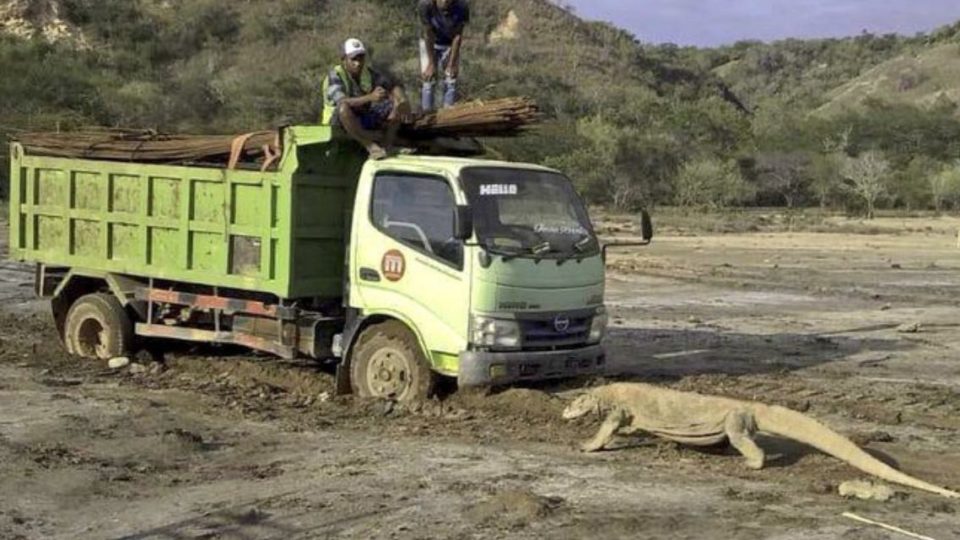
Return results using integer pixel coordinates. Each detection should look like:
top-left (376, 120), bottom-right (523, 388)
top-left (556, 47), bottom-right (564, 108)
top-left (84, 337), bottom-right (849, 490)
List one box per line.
top-left (840, 151), bottom-right (890, 219)
top-left (891, 155), bottom-right (940, 210)
top-left (545, 116), bottom-right (681, 209)
top-left (545, 116), bottom-right (627, 207)
top-left (809, 153), bottom-right (843, 210)
top-left (805, 129), bottom-right (851, 210)
top-left (929, 162), bottom-right (960, 212)
top-left (673, 157), bottom-right (754, 209)
top-left (755, 152), bottom-right (811, 208)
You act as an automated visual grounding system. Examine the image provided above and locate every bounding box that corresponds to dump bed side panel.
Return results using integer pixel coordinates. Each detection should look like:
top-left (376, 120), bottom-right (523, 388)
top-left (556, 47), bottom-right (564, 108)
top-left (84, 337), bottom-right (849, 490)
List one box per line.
top-left (8, 143), bottom-right (292, 296)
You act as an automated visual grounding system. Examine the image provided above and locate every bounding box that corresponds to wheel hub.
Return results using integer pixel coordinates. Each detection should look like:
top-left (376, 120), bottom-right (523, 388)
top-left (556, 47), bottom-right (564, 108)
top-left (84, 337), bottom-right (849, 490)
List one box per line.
top-left (366, 346), bottom-right (410, 398)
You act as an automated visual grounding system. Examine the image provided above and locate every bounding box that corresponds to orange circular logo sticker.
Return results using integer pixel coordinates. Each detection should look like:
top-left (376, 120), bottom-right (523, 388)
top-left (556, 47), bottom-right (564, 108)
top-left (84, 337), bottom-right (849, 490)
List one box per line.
top-left (381, 250), bottom-right (406, 282)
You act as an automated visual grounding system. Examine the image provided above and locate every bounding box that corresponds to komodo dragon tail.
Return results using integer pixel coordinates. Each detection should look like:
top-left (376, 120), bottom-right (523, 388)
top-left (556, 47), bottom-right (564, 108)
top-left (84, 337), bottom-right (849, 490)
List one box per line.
top-left (753, 404), bottom-right (960, 498)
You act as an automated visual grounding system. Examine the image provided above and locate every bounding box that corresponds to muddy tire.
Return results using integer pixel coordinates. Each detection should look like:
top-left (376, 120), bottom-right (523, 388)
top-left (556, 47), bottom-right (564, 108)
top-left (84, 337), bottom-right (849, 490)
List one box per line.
top-left (63, 293), bottom-right (134, 361)
top-left (350, 321), bottom-right (436, 402)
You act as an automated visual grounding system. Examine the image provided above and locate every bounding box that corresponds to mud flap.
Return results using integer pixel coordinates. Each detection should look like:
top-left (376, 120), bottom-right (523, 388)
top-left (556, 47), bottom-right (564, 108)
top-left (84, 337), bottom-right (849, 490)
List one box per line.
top-left (335, 361), bottom-right (353, 396)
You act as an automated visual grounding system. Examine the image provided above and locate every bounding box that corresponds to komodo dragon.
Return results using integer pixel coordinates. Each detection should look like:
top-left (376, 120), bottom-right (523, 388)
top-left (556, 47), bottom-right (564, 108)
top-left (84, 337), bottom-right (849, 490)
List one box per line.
top-left (562, 383), bottom-right (960, 499)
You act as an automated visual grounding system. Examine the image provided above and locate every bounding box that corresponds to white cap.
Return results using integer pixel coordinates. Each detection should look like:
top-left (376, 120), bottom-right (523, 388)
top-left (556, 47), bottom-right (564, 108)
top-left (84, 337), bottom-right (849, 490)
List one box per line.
top-left (343, 38), bottom-right (366, 58)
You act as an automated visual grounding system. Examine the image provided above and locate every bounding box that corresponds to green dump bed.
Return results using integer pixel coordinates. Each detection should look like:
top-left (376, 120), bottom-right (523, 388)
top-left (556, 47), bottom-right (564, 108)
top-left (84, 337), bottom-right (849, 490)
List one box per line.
top-left (7, 126), bottom-right (367, 300)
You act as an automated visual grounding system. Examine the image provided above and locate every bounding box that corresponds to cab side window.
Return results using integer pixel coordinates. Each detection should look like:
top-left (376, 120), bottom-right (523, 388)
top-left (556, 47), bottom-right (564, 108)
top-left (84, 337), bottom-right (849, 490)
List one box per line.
top-left (371, 173), bottom-right (463, 269)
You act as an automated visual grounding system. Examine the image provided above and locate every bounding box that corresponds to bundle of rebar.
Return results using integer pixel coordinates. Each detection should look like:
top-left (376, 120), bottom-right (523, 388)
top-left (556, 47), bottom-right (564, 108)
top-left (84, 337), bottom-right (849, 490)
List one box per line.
top-left (13, 97), bottom-right (540, 164)
top-left (15, 128), bottom-right (279, 166)
top-left (403, 97), bottom-right (540, 139)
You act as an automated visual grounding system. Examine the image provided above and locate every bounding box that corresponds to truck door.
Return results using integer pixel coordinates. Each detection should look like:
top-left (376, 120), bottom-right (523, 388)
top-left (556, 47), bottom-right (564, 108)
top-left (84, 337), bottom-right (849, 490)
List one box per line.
top-left (351, 170), bottom-right (470, 372)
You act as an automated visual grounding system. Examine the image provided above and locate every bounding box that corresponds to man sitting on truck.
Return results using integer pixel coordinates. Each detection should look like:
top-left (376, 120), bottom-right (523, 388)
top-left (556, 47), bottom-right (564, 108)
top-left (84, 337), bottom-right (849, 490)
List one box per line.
top-left (419, 0), bottom-right (469, 111)
top-left (322, 38), bottom-right (412, 159)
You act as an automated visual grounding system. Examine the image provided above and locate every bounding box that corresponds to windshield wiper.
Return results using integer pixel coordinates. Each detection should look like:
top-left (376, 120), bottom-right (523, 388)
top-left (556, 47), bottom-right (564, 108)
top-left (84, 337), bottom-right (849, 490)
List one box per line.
top-left (484, 243), bottom-right (526, 262)
top-left (531, 241), bottom-right (553, 257)
top-left (556, 235), bottom-right (597, 265)
top-left (484, 241), bottom-right (555, 263)
top-left (573, 235), bottom-right (594, 253)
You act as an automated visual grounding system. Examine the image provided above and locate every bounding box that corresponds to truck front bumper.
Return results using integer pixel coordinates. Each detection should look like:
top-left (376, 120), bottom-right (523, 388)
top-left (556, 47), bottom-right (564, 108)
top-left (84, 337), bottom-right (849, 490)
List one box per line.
top-left (458, 345), bottom-right (606, 387)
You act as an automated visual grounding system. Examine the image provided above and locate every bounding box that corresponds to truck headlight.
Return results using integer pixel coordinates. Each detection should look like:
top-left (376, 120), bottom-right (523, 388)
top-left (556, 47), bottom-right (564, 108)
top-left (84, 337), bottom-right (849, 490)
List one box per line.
top-left (471, 316), bottom-right (521, 349)
top-left (589, 307), bottom-right (608, 343)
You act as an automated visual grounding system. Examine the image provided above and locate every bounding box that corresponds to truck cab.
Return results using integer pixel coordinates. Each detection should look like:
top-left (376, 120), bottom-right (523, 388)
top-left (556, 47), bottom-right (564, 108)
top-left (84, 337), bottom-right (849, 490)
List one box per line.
top-left (344, 156), bottom-right (610, 400)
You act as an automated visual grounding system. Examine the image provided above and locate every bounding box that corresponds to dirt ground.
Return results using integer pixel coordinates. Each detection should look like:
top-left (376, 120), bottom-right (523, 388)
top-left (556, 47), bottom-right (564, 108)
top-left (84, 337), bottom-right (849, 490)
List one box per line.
top-left (2, 214), bottom-right (960, 539)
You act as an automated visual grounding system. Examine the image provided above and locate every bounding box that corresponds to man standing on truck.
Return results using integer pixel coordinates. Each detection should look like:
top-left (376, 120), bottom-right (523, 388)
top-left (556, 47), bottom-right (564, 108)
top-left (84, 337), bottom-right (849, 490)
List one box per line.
top-left (418, 0), bottom-right (469, 111)
top-left (322, 38), bottom-right (411, 159)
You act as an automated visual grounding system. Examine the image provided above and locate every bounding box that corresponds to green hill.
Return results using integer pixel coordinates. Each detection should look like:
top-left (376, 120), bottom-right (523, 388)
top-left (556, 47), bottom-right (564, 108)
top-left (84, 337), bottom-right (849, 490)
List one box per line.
top-left (0, 0), bottom-right (749, 204)
top-left (814, 43), bottom-right (960, 117)
top-left (3, 1), bottom-right (960, 212)
top-left (0, 0), bottom-right (736, 130)
top-left (708, 21), bottom-right (960, 112)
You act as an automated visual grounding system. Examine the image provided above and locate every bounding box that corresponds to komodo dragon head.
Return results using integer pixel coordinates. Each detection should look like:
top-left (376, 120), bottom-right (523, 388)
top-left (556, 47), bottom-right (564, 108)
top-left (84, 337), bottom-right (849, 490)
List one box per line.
top-left (562, 393), bottom-right (603, 420)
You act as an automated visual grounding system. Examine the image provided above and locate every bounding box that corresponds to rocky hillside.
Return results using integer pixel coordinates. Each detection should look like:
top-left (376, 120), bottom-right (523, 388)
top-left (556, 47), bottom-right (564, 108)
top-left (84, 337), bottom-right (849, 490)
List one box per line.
top-left (0, 0), bottom-right (84, 46)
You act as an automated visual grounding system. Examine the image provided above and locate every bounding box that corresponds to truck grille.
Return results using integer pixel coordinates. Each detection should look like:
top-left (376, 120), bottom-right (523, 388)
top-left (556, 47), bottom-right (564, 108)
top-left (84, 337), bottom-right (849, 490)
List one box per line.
top-left (518, 311), bottom-right (592, 350)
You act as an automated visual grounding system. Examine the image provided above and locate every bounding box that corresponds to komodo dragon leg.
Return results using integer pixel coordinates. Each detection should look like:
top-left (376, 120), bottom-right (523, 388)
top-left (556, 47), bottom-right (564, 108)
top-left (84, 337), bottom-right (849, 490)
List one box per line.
top-left (724, 410), bottom-right (765, 470)
top-left (581, 408), bottom-right (629, 453)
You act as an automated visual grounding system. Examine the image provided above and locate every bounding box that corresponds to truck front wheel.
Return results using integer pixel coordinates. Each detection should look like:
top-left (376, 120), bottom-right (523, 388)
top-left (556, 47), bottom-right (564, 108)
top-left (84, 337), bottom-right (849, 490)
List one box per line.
top-left (63, 293), bottom-right (133, 361)
top-left (350, 321), bottom-right (436, 402)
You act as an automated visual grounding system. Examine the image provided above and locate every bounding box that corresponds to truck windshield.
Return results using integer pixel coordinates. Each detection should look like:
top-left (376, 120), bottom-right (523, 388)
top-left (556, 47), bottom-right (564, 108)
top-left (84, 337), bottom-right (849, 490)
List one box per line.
top-left (460, 167), bottom-right (599, 259)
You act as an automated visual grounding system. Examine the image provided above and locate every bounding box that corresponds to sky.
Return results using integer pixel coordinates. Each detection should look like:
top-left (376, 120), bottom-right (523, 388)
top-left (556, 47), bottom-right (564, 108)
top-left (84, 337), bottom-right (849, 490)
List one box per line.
top-left (565, 0), bottom-right (960, 47)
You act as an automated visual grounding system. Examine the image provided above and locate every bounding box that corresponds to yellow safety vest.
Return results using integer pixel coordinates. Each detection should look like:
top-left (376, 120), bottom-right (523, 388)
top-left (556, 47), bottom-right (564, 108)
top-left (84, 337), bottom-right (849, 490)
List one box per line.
top-left (321, 64), bottom-right (375, 125)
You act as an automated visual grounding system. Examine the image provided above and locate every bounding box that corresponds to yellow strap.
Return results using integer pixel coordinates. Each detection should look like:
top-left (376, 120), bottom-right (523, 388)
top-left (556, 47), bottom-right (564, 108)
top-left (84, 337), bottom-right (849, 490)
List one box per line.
top-left (227, 131), bottom-right (279, 170)
top-left (260, 132), bottom-right (282, 172)
top-left (227, 132), bottom-right (257, 170)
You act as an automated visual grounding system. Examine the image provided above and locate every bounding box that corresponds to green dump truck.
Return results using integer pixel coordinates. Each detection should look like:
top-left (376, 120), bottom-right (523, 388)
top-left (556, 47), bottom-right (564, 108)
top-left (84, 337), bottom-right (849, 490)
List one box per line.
top-left (7, 125), bottom-right (651, 401)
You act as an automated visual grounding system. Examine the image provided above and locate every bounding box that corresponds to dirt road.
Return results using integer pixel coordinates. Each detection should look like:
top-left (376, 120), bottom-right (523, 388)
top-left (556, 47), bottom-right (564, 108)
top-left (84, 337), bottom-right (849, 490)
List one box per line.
top-left (2, 216), bottom-right (960, 539)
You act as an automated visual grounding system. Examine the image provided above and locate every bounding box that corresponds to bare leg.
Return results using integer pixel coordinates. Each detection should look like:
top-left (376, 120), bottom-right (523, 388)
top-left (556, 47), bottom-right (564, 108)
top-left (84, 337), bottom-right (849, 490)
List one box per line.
top-left (724, 410), bottom-right (765, 470)
top-left (337, 103), bottom-right (386, 159)
top-left (581, 408), bottom-right (628, 453)
top-left (383, 115), bottom-right (400, 152)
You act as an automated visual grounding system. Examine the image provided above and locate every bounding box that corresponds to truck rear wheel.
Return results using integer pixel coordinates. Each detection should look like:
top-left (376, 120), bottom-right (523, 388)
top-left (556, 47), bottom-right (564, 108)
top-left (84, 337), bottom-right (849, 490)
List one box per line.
top-left (350, 321), bottom-right (435, 402)
top-left (63, 293), bottom-right (133, 361)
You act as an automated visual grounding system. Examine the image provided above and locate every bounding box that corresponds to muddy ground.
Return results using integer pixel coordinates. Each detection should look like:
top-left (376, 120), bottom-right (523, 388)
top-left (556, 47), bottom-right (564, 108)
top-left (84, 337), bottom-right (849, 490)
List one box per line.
top-left (2, 214), bottom-right (960, 539)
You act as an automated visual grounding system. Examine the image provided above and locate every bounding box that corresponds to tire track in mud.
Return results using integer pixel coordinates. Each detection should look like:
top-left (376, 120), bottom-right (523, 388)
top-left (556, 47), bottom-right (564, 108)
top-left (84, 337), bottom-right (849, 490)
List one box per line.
top-left (2, 306), bottom-right (956, 447)
top-left (3, 309), bottom-right (960, 532)
top-left (0, 311), bottom-right (593, 448)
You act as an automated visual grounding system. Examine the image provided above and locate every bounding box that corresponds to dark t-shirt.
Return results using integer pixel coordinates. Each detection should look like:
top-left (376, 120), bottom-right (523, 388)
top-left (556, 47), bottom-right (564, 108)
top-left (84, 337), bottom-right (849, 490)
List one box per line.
top-left (418, 0), bottom-right (470, 47)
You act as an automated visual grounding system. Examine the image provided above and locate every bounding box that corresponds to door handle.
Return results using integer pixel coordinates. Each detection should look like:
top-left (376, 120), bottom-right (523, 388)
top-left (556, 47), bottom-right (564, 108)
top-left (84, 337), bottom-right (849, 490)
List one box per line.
top-left (359, 267), bottom-right (381, 282)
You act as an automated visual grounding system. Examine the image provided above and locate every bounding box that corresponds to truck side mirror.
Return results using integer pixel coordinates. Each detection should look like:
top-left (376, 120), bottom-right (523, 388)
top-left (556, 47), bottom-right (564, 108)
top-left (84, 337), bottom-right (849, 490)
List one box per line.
top-left (639, 209), bottom-right (654, 242)
top-left (455, 205), bottom-right (473, 241)
top-left (601, 208), bottom-right (654, 261)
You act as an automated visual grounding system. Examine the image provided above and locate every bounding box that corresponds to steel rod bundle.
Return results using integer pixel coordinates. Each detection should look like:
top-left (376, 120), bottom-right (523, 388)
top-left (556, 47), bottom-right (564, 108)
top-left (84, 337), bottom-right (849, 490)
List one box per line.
top-left (403, 97), bottom-right (540, 138)
top-left (13, 97), bottom-right (540, 165)
top-left (15, 128), bottom-right (278, 165)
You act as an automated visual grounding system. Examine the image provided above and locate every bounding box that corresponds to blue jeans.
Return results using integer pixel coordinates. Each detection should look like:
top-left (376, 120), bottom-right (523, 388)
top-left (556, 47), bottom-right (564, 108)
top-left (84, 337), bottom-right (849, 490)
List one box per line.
top-left (419, 39), bottom-right (457, 111)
